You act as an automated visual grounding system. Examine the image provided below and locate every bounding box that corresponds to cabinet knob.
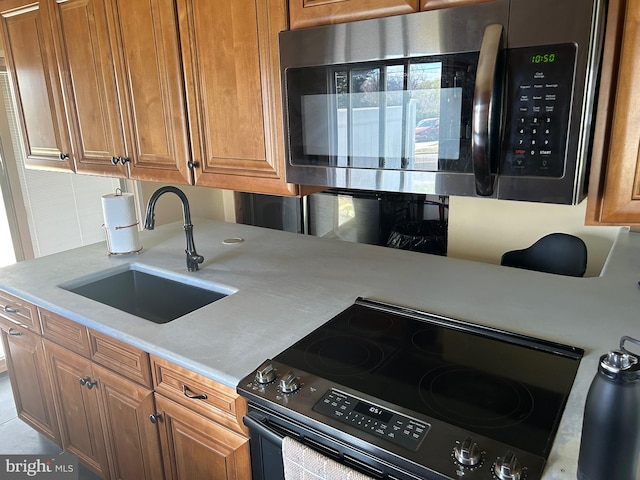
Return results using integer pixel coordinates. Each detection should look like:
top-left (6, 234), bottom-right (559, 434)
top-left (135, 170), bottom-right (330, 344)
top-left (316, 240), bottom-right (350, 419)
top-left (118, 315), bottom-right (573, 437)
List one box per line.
top-left (149, 413), bottom-right (162, 424)
top-left (187, 160), bottom-right (199, 170)
top-left (79, 376), bottom-right (97, 389)
top-left (59, 152), bottom-right (70, 161)
top-left (111, 156), bottom-right (119, 165)
top-left (119, 156), bottom-right (130, 165)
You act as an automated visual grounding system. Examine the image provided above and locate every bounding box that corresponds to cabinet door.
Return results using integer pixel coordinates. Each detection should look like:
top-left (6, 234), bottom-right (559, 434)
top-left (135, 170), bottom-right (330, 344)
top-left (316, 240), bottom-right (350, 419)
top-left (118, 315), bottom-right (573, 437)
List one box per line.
top-left (178, 0), bottom-right (300, 195)
top-left (93, 363), bottom-right (164, 480)
top-left (45, 340), bottom-right (110, 479)
top-left (49, 0), bottom-right (127, 177)
top-left (0, 0), bottom-right (74, 171)
top-left (155, 394), bottom-right (251, 480)
top-left (587, 0), bottom-right (640, 224)
top-left (289, 0), bottom-right (418, 29)
top-left (106, 0), bottom-right (191, 184)
top-left (421, 0), bottom-right (495, 11)
top-left (0, 321), bottom-right (61, 446)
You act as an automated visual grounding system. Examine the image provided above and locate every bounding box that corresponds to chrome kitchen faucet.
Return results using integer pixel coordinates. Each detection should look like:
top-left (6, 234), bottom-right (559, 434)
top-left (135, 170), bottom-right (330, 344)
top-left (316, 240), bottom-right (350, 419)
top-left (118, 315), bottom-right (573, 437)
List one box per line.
top-left (143, 186), bottom-right (204, 272)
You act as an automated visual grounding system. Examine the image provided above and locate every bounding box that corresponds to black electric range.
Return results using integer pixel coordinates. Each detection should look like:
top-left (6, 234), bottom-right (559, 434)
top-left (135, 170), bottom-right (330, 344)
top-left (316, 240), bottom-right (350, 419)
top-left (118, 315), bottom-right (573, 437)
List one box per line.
top-left (238, 298), bottom-right (583, 480)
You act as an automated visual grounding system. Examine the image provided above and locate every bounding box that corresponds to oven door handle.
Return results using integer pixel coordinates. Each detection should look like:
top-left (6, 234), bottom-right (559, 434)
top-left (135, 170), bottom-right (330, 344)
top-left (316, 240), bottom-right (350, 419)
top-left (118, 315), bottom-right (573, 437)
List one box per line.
top-left (243, 413), bottom-right (284, 447)
top-left (472, 23), bottom-right (503, 196)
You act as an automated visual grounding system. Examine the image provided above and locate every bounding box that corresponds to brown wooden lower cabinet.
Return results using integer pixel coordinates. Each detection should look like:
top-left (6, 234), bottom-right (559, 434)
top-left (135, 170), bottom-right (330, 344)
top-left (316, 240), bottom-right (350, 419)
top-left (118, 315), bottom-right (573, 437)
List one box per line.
top-left (45, 340), bottom-right (166, 480)
top-left (92, 363), bottom-right (164, 480)
top-left (0, 320), bottom-right (60, 446)
top-left (45, 340), bottom-right (111, 479)
top-left (1, 292), bottom-right (251, 480)
top-left (155, 394), bottom-right (251, 480)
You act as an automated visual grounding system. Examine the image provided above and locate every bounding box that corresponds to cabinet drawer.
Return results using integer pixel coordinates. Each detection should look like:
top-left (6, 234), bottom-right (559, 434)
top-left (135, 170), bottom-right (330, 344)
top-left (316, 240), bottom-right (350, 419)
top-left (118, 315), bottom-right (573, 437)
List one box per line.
top-left (0, 290), bottom-right (39, 334)
top-left (89, 329), bottom-right (152, 388)
top-left (39, 309), bottom-right (90, 357)
top-left (151, 355), bottom-right (248, 436)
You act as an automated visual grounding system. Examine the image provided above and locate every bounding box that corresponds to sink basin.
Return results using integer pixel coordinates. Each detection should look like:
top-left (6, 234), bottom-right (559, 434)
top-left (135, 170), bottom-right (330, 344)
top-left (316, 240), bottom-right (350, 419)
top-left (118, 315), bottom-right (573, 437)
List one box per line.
top-left (61, 265), bottom-right (234, 323)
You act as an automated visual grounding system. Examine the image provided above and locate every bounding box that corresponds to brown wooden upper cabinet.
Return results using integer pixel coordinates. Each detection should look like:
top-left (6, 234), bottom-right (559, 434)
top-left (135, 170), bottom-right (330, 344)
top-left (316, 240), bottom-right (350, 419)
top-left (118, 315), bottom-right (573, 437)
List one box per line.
top-left (1, 0), bottom-right (309, 194)
top-left (288, 0), bottom-right (499, 30)
top-left (0, 0), bottom-right (74, 172)
top-left (178, 0), bottom-right (302, 195)
top-left (289, 0), bottom-right (418, 29)
top-left (421, 0), bottom-right (496, 12)
top-left (586, 0), bottom-right (640, 225)
top-left (49, 0), bottom-right (191, 183)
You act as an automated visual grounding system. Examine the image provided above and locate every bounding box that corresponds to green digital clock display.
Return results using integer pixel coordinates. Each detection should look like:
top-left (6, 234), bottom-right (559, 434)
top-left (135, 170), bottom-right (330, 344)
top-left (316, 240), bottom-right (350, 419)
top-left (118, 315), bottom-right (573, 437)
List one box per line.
top-left (531, 53), bottom-right (556, 64)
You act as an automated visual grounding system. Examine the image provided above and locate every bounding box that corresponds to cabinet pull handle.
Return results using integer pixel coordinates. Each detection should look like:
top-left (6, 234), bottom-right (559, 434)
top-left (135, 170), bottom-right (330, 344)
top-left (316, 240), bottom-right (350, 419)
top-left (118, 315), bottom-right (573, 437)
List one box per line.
top-left (3, 305), bottom-right (18, 314)
top-left (182, 384), bottom-right (207, 400)
top-left (149, 413), bottom-right (162, 424)
top-left (79, 376), bottom-right (90, 386)
top-left (8, 327), bottom-right (21, 336)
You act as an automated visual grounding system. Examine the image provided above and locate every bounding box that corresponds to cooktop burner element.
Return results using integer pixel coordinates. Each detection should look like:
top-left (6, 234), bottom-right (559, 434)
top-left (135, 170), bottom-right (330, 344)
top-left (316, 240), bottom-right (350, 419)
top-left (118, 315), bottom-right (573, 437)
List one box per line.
top-left (418, 365), bottom-right (535, 428)
top-left (238, 298), bottom-right (583, 480)
top-left (304, 335), bottom-right (386, 376)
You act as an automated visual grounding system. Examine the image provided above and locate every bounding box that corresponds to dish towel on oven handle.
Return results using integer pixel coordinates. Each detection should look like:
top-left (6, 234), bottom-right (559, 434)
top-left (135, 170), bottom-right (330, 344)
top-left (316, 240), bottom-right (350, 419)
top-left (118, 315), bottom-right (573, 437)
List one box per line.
top-left (282, 436), bottom-right (374, 480)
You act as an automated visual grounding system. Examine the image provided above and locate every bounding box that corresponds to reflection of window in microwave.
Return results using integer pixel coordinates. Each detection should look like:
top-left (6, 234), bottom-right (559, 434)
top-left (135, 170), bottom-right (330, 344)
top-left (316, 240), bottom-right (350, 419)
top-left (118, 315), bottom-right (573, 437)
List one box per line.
top-left (300, 60), bottom-right (464, 171)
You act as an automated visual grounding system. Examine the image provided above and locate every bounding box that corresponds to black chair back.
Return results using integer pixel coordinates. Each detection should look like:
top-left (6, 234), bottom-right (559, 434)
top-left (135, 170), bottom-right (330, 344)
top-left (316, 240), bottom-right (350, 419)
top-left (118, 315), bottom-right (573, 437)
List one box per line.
top-left (500, 233), bottom-right (587, 277)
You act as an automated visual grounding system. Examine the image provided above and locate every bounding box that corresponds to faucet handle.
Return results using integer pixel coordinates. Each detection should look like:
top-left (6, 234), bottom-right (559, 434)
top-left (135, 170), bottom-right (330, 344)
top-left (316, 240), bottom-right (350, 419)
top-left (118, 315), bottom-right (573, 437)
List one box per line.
top-left (186, 253), bottom-right (205, 272)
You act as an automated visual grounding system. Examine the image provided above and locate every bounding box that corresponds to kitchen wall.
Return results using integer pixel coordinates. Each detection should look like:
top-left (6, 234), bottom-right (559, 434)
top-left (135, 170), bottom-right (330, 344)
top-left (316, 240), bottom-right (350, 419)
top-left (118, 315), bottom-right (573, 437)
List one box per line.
top-left (137, 182), bottom-right (227, 227)
top-left (447, 196), bottom-right (620, 277)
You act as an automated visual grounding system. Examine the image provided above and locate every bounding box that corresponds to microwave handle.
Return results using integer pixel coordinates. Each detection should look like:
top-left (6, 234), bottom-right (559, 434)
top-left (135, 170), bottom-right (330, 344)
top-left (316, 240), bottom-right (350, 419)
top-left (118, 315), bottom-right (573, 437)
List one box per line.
top-left (472, 24), bottom-right (503, 196)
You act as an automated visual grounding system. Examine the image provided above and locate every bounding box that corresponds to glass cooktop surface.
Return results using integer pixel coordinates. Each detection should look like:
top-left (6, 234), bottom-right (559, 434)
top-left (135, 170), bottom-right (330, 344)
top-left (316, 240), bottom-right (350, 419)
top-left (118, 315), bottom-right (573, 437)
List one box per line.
top-left (274, 299), bottom-right (583, 458)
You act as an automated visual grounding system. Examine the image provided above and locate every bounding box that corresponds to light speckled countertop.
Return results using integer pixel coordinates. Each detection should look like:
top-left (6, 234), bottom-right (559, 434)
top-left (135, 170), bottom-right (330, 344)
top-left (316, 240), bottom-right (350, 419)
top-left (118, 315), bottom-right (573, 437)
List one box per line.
top-left (1, 220), bottom-right (638, 479)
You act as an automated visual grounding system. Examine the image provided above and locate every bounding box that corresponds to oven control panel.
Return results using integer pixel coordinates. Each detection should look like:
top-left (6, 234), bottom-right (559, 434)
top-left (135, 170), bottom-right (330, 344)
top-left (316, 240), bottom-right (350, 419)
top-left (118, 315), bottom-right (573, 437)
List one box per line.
top-left (313, 389), bottom-right (430, 451)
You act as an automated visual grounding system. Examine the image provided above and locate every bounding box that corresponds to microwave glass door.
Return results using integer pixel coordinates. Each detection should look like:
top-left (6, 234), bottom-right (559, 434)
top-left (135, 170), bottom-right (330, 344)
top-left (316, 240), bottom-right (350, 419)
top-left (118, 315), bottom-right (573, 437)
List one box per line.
top-left (287, 53), bottom-right (478, 175)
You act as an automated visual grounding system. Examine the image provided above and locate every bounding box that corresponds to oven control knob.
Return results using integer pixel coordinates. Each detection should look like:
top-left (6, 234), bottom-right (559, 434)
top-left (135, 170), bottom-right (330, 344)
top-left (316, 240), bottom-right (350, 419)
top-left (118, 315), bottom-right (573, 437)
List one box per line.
top-left (279, 371), bottom-right (300, 394)
top-left (255, 361), bottom-right (277, 384)
top-left (454, 437), bottom-right (481, 466)
top-left (494, 451), bottom-right (522, 480)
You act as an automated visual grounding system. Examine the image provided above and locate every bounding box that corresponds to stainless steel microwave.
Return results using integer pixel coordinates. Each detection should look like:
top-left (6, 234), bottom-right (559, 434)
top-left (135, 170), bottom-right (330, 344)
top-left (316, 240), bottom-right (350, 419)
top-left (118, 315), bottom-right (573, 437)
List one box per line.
top-left (279, 0), bottom-right (606, 204)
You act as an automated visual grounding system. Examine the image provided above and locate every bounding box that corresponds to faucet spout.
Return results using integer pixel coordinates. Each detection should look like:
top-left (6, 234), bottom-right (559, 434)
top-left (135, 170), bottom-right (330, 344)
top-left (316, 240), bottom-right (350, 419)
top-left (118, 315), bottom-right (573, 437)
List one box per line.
top-left (144, 186), bottom-right (204, 272)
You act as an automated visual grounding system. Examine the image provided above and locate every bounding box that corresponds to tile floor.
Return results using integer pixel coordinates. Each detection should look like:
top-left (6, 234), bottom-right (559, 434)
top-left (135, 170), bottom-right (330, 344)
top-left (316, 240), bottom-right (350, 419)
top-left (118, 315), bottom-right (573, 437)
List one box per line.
top-left (0, 371), bottom-right (101, 479)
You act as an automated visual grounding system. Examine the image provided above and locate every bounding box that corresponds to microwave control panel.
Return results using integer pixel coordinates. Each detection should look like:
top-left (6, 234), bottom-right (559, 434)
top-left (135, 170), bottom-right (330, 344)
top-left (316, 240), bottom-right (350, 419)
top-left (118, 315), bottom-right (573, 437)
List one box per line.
top-left (501, 43), bottom-right (576, 177)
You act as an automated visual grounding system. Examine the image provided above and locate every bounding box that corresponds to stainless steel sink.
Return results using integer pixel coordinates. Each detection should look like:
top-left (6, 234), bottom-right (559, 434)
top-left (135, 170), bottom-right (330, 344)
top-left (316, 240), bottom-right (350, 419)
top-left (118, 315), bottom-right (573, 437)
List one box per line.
top-left (61, 266), bottom-right (233, 323)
